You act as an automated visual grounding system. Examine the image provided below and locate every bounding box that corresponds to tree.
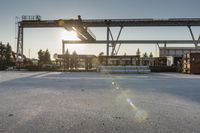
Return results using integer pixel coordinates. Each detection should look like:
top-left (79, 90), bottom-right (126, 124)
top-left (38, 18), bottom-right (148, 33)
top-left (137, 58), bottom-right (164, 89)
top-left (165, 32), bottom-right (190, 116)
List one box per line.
top-left (98, 52), bottom-right (104, 64)
top-left (5, 43), bottom-right (12, 66)
top-left (0, 43), bottom-right (6, 69)
top-left (0, 43), bottom-right (12, 70)
top-left (38, 49), bottom-right (44, 65)
top-left (0, 43), bottom-right (5, 61)
top-left (64, 49), bottom-right (70, 70)
top-left (38, 49), bottom-right (51, 65)
top-left (71, 51), bottom-right (78, 69)
top-left (44, 49), bottom-right (51, 64)
top-left (143, 52), bottom-right (148, 58)
top-left (99, 52), bottom-right (104, 56)
top-left (149, 52), bottom-right (153, 58)
top-left (5, 43), bottom-right (12, 63)
top-left (136, 48), bottom-right (140, 57)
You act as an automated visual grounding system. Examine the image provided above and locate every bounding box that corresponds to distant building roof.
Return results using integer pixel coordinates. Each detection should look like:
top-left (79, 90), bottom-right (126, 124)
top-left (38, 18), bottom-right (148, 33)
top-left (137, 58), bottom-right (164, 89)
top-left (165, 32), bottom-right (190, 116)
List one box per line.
top-left (101, 55), bottom-right (140, 58)
top-left (159, 47), bottom-right (200, 57)
top-left (159, 47), bottom-right (200, 50)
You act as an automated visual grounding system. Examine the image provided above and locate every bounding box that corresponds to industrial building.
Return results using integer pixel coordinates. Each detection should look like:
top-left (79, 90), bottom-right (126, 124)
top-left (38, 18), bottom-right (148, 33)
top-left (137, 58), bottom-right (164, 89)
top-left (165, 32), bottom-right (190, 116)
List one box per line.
top-left (159, 47), bottom-right (200, 57)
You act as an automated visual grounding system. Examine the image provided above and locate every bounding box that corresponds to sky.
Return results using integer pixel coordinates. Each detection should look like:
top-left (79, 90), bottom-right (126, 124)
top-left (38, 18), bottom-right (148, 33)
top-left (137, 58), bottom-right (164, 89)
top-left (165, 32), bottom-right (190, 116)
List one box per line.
top-left (0, 0), bottom-right (200, 59)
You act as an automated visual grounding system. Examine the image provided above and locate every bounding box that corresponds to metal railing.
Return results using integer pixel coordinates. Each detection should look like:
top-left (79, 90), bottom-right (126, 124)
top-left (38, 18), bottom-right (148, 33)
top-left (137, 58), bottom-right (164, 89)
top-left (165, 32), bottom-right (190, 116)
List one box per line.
top-left (22, 15), bottom-right (41, 21)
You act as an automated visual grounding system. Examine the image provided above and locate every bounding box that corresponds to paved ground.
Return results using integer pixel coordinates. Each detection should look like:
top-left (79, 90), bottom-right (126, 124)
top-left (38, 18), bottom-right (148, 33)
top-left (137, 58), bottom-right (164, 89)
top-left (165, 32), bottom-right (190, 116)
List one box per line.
top-left (0, 71), bottom-right (200, 133)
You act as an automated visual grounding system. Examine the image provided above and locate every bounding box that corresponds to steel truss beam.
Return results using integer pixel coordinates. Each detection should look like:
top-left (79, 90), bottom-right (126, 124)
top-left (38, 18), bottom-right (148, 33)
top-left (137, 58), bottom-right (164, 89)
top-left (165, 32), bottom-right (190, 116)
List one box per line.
top-left (20, 18), bottom-right (200, 28)
top-left (62, 40), bottom-right (200, 44)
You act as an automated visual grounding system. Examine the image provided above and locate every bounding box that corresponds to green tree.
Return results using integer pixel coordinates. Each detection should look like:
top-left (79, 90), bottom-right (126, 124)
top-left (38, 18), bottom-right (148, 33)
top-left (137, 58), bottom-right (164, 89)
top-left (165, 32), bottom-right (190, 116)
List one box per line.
top-left (143, 52), bottom-right (148, 58)
top-left (0, 43), bottom-right (5, 61)
top-left (64, 49), bottom-right (70, 70)
top-left (71, 51), bottom-right (78, 69)
top-left (38, 49), bottom-right (51, 65)
top-left (0, 43), bottom-right (12, 70)
top-left (0, 43), bottom-right (5, 69)
top-left (38, 49), bottom-right (44, 65)
top-left (44, 49), bottom-right (51, 64)
top-left (142, 52), bottom-right (149, 66)
top-left (149, 52), bottom-right (153, 58)
top-left (136, 48), bottom-right (140, 57)
top-left (98, 52), bottom-right (104, 64)
top-left (5, 43), bottom-right (12, 66)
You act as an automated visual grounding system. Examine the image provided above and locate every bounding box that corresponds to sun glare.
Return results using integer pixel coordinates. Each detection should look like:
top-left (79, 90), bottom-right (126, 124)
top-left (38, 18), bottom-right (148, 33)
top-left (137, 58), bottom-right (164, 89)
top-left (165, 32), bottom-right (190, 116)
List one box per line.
top-left (61, 30), bottom-right (80, 40)
top-left (60, 30), bottom-right (84, 52)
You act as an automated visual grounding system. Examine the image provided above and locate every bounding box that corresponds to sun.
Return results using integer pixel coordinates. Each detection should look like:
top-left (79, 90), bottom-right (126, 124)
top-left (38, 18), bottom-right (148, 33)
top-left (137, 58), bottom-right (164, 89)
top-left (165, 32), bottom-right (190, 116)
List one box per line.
top-left (60, 30), bottom-right (85, 52)
top-left (61, 30), bottom-right (80, 40)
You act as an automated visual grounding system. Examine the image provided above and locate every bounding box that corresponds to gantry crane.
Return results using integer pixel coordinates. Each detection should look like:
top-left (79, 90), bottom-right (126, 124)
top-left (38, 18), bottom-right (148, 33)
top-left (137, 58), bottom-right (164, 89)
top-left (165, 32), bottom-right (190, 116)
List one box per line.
top-left (16, 15), bottom-right (200, 64)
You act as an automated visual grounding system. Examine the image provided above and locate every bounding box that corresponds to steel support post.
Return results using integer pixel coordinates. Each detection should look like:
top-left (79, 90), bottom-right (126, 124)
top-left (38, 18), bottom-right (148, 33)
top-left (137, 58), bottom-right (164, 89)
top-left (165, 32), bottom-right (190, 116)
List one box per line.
top-left (108, 28), bottom-right (115, 55)
top-left (62, 40), bottom-right (65, 55)
top-left (112, 27), bottom-right (123, 55)
top-left (188, 26), bottom-right (199, 48)
top-left (156, 43), bottom-right (160, 57)
top-left (164, 42), bottom-right (167, 56)
top-left (106, 27), bottom-right (109, 65)
top-left (108, 27), bottom-right (123, 56)
top-left (116, 42), bottom-right (122, 55)
top-left (16, 23), bottom-right (24, 64)
top-left (197, 35), bottom-right (200, 47)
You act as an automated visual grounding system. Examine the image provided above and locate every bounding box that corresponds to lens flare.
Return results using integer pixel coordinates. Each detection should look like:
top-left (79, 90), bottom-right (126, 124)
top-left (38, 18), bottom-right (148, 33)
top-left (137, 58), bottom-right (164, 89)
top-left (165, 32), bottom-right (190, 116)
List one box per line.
top-left (102, 72), bottom-right (148, 123)
top-left (127, 98), bottom-right (135, 108)
top-left (112, 81), bottom-right (120, 90)
top-left (112, 81), bottom-right (115, 85)
top-left (126, 98), bottom-right (148, 123)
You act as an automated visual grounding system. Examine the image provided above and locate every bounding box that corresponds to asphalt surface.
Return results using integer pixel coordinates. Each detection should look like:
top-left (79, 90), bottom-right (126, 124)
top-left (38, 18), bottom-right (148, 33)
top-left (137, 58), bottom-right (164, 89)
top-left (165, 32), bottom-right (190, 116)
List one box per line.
top-left (0, 71), bottom-right (200, 133)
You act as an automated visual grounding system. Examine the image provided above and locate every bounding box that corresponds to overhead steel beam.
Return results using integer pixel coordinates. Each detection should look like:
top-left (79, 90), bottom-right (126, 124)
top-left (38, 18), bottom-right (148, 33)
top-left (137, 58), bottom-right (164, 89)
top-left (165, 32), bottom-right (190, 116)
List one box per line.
top-left (81, 19), bottom-right (200, 27)
top-left (62, 40), bottom-right (200, 44)
top-left (20, 18), bottom-right (200, 28)
top-left (20, 20), bottom-right (61, 28)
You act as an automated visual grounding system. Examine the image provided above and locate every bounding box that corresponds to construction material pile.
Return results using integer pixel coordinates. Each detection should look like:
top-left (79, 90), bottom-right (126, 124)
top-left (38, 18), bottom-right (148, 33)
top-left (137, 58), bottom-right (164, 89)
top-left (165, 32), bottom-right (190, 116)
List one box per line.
top-left (98, 65), bottom-right (150, 74)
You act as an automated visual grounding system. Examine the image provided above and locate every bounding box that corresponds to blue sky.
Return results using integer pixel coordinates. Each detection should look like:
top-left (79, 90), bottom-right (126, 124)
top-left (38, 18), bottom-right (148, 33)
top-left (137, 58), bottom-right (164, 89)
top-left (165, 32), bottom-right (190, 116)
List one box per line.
top-left (0, 0), bottom-right (200, 58)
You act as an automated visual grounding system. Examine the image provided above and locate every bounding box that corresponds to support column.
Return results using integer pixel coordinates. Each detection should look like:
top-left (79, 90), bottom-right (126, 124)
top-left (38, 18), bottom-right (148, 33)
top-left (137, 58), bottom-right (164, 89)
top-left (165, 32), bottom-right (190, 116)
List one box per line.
top-left (188, 26), bottom-right (199, 48)
top-left (106, 27), bottom-right (109, 65)
top-left (156, 43), bottom-right (160, 57)
top-left (109, 27), bottom-right (123, 56)
top-left (16, 23), bottom-right (24, 64)
top-left (112, 27), bottom-right (123, 55)
top-left (62, 40), bottom-right (65, 55)
top-left (164, 42), bottom-right (167, 56)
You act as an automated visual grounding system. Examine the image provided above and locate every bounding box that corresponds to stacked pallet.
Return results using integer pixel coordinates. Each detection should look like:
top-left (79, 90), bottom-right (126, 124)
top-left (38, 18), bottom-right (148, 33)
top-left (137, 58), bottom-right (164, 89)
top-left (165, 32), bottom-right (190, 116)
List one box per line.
top-left (98, 65), bottom-right (150, 74)
top-left (182, 53), bottom-right (200, 74)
